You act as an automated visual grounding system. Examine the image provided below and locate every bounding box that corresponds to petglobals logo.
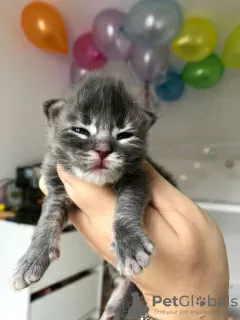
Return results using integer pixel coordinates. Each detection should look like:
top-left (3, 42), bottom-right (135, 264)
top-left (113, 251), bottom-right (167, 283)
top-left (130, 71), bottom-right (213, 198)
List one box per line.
top-left (152, 295), bottom-right (238, 308)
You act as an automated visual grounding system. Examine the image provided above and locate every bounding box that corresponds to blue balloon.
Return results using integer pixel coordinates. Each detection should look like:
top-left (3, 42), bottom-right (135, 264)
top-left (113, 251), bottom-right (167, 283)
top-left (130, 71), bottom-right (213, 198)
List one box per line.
top-left (155, 71), bottom-right (185, 102)
top-left (121, 0), bottom-right (183, 48)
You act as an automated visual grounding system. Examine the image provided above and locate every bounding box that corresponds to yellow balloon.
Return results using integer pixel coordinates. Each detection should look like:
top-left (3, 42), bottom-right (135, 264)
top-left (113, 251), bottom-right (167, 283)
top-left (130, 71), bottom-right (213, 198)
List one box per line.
top-left (222, 26), bottom-right (240, 69)
top-left (171, 17), bottom-right (217, 62)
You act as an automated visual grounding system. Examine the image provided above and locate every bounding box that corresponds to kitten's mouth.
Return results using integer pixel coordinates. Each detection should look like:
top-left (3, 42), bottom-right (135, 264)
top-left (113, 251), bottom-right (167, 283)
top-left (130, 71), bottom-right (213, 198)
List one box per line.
top-left (92, 163), bottom-right (108, 171)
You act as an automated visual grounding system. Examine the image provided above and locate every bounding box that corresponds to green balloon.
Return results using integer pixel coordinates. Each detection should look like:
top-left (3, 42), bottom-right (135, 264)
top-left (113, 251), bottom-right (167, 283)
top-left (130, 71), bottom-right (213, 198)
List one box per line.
top-left (181, 54), bottom-right (224, 89)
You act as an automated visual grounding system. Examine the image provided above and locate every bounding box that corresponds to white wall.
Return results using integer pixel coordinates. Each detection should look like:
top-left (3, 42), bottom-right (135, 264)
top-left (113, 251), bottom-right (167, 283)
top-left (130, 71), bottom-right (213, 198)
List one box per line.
top-left (148, 0), bottom-right (240, 203)
top-left (1, 0), bottom-right (240, 203)
top-left (148, 67), bottom-right (240, 203)
top-left (0, 0), bottom-right (70, 178)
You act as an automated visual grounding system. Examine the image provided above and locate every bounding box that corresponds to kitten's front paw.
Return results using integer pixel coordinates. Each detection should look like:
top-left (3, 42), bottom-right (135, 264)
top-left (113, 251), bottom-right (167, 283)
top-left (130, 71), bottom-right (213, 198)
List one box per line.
top-left (111, 228), bottom-right (154, 277)
top-left (11, 245), bottom-right (59, 290)
top-left (100, 306), bottom-right (117, 320)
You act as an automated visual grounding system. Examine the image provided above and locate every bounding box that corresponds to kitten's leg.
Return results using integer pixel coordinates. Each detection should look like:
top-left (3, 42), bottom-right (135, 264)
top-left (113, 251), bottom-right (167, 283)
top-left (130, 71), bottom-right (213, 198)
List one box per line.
top-left (11, 191), bottom-right (71, 290)
top-left (100, 275), bottom-right (132, 320)
top-left (101, 265), bottom-right (144, 319)
top-left (112, 170), bottom-right (154, 276)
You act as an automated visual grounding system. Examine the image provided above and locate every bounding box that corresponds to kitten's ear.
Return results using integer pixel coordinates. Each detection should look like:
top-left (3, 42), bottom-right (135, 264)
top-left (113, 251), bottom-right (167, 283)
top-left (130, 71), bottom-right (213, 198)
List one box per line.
top-left (143, 109), bottom-right (157, 130)
top-left (43, 99), bottom-right (65, 122)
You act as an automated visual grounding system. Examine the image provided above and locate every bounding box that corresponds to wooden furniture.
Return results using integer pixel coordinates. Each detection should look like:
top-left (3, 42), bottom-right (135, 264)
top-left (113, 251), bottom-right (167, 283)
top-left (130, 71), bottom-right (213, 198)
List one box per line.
top-left (0, 220), bottom-right (103, 320)
top-left (0, 211), bottom-right (15, 219)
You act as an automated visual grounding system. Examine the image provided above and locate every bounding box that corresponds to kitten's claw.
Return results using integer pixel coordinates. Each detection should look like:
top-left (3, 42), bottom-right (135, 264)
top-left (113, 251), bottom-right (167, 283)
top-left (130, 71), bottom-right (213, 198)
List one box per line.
top-left (11, 245), bottom-right (59, 290)
top-left (112, 230), bottom-right (154, 277)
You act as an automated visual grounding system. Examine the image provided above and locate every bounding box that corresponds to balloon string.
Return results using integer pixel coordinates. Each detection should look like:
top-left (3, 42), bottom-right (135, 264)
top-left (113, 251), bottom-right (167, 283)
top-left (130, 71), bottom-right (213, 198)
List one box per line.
top-left (140, 83), bottom-right (160, 113)
top-left (144, 81), bottom-right (151, 110)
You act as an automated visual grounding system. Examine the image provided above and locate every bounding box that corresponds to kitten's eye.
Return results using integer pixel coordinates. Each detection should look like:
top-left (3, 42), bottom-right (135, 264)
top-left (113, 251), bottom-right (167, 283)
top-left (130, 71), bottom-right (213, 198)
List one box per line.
top-left (72, 127), bottom-right (90, 137)
top-left (116, 132), bottom-right (134, 140)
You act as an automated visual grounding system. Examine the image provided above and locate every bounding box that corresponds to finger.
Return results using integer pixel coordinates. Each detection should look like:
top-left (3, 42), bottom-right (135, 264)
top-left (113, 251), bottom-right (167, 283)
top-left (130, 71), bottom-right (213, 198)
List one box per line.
top-left (57, 163), bottom-right (204, 236)
top-left (144, 204), bottom-right (180, 250)
top-left (58, 164), bottom-right (179, 239)
top-left (144, 163), bottom-right (193, 230)
top-left (58, 163), bottom-right (180, 218)
top-left (144, 163), bottom-right (209, 228)
top-left (69, 209), bottom-right (115, 264)
top-left (57, 165), bottom-right (116, 217)
top-left (58, 163), bottom-right (189, 234)
top-left (39, 176), bottom-right (47, 195)
top-left (69, 205), bottom-right (178, 270)
top-left (144, 162), bottom-right (192, 211)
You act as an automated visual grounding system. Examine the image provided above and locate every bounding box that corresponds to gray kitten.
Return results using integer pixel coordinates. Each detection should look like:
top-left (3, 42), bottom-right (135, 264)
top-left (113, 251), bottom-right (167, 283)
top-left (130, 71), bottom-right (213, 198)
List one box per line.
top-left (11, 72), bottom-right (176, 319)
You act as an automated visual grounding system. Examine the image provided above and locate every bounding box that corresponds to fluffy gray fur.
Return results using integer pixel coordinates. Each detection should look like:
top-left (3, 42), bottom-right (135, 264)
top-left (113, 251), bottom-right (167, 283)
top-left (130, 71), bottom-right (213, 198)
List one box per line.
top-left (11, 72), bottom-right (176, 319)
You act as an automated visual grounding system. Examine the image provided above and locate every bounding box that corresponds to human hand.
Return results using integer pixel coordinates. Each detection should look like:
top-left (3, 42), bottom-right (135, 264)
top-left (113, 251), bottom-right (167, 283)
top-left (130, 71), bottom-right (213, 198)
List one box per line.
top-left (40, 163), bottom-right (229, 319)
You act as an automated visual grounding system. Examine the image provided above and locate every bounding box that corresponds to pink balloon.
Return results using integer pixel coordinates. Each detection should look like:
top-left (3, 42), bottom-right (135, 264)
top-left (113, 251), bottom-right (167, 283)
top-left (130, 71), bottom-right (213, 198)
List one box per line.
top-left (72, 32), bottom-right (107, 70)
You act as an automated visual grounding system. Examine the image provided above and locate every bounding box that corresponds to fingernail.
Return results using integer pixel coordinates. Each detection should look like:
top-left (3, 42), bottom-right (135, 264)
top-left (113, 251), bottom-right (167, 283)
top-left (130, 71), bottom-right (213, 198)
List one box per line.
top-left (39, 176), bottom-right (48, 195)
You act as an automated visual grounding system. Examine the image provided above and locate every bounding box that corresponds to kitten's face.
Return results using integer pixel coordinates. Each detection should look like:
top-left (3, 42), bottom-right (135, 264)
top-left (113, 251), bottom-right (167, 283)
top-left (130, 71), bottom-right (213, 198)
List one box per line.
top-left (44, 73), bottom-right (155, 185)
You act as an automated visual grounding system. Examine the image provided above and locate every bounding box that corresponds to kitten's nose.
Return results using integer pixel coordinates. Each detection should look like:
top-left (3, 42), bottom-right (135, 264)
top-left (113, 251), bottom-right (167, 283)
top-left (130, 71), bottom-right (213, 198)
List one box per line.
top-left (96, 149), bottom-right (111, 160)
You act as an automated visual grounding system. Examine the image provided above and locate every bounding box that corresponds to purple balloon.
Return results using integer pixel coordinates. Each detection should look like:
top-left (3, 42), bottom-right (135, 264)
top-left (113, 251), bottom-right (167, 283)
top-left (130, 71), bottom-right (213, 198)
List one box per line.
top-left (93, 9), bottom-right (132, 60)
top-left (129, 46), bottom-right (168, 83)
top-left (70, 61), bottom-right (88, 84)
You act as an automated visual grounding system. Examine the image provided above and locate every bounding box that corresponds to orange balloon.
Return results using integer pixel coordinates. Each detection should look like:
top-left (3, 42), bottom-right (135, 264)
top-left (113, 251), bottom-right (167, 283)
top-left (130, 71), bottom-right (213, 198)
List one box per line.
top-left (21, 2), bottom-right (68, 54)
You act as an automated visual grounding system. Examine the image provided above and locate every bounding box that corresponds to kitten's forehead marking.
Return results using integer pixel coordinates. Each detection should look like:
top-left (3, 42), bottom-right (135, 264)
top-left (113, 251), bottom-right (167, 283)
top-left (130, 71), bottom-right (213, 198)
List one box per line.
top-left (87, 121), bottom-right (97, 135)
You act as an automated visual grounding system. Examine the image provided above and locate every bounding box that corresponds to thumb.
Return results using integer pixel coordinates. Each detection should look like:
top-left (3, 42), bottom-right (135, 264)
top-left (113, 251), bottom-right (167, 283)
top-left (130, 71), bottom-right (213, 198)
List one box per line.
top-left (57, 165), bottom-right (116, 217)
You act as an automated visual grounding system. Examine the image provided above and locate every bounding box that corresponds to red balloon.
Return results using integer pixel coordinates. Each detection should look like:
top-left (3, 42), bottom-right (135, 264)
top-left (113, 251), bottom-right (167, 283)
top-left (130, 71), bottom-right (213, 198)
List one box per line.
top-left (72, 32), bottom-right (107, 70)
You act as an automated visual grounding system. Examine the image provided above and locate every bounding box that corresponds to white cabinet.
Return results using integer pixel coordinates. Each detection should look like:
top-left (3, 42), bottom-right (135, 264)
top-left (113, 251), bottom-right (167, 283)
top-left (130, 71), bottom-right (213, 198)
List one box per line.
top-left (31, 273), bottom-right (101, 320)
top-left (0, 221), bottom-right (103, 320)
